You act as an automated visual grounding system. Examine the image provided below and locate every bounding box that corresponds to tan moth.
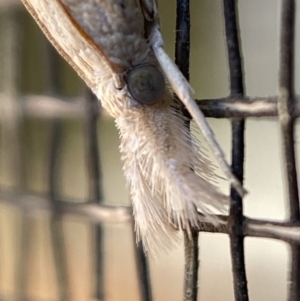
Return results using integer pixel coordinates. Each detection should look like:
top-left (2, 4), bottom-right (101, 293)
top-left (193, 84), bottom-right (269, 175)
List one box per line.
top-left (21, 0), bottom-right (246, 252)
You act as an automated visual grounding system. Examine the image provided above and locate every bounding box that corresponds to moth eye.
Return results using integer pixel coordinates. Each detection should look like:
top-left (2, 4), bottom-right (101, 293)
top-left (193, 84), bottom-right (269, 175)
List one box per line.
top-left (126, 65), bottom-right (165, 105)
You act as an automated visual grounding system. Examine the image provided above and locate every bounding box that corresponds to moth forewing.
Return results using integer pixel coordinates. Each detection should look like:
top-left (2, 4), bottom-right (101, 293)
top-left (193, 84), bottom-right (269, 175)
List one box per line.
top-left (21, 0), bottom-right (244, 252)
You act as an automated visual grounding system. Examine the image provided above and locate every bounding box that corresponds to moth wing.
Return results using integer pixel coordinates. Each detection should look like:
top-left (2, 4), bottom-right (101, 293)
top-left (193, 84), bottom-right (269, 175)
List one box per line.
top-left (21, 0), bottom-right (125, 90)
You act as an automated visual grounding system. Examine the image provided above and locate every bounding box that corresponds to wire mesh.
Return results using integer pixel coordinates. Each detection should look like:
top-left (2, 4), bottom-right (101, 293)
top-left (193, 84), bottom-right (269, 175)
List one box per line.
top-left (0, 1), bottom-right (299, 301)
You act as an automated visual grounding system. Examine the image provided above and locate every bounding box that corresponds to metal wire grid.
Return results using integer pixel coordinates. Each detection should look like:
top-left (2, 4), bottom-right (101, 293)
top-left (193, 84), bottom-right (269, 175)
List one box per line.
top-left (0, 0), bottom-right (299, 300)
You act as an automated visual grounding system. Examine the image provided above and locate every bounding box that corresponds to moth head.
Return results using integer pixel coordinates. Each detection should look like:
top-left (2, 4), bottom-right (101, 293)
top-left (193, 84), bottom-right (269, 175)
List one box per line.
top-left (125, 64), bottom-right (165, 105)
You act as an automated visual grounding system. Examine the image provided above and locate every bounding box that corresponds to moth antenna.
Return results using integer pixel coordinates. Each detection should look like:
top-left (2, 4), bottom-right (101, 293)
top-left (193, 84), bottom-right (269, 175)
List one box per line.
top-left (149, 28), bottom-right (246, 197)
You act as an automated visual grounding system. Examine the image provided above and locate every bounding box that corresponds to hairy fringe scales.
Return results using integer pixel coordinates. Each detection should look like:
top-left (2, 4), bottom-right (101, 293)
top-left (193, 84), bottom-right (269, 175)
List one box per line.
top-left (116, 105), bottom-right (228, 255)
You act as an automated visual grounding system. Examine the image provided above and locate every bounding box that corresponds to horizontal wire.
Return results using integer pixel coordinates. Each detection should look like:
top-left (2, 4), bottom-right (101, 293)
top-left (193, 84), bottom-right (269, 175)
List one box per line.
top-left (2, 94), bottom-right (300, 119)
top-left (1, 187), bottom-right (300, 244)
top-left (0, 187), bottom-right (132, 223)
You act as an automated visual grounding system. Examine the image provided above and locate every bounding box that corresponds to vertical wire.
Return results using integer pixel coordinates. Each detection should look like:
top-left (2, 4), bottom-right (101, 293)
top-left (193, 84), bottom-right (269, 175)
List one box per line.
top-left (84, 88), bottom-right (105, 300)
top-left (222, 1), bottom-right (249, 300)
top-left (277, 1), bottom-right (300, 300)
top-left (175, 0), bottom-right (191, 119)
top-left (48, 120), bottom-right (71, 301)
top-left (127, 86), bottom-right (152, 301)
top-left (0, 8), bottom-right (31, 301)
top-left (41, 36), bottom-right (71, 301)
top-left (132, 231), bottom-right (153, 301)
top-left (183, 230), bottom-right (199, 301)
top-left (175, 1), bottom-right (199, 300)
top-left (175, 0), bottom-right (190, 80)
top-left (0, 10), bottom-right (24, 199)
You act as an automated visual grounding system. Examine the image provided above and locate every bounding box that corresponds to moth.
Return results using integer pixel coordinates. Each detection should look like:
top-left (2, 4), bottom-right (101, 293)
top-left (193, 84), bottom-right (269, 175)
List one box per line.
top-left (21, 0), bottom-right (245, 253)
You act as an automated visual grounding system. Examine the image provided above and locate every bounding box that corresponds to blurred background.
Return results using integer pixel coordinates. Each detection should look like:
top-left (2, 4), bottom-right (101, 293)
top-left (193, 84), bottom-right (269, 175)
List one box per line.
top-left (0, 0), bottom-right (299, 300)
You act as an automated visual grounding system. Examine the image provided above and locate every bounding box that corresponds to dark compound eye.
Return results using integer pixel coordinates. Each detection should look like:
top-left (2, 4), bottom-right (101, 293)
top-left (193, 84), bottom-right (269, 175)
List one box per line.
top-left (126, 65), bottom-right (165, 105)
